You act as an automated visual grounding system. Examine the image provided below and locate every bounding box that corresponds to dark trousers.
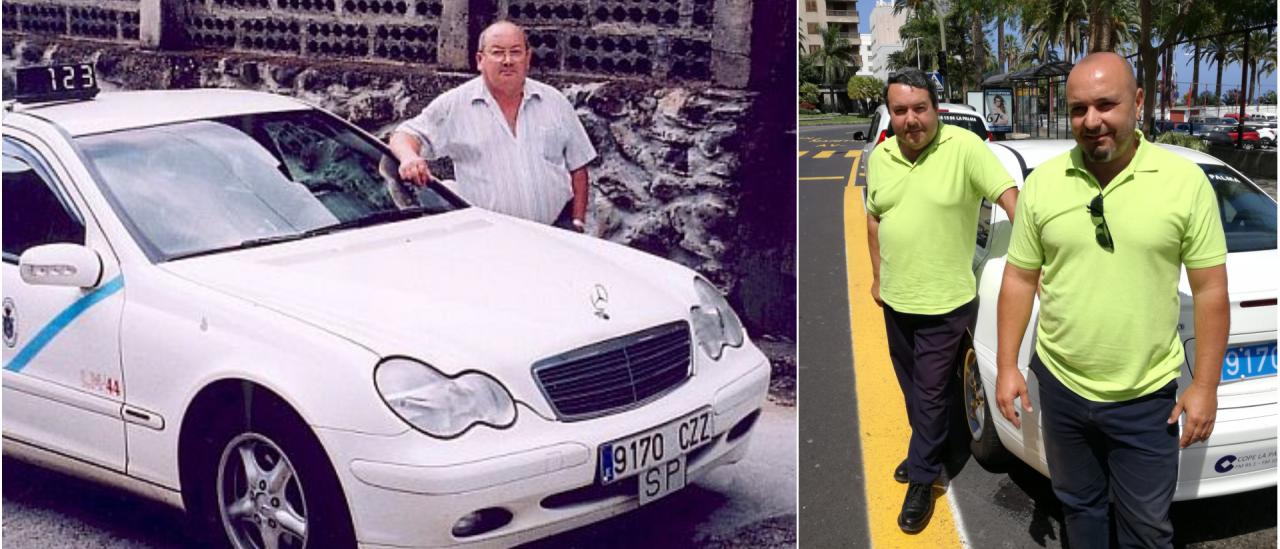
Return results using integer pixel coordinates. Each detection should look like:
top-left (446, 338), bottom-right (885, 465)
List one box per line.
top-left (1031, 355), bottom-right (1178, 549)
top-left (882, 299), bottom-right (977, 484)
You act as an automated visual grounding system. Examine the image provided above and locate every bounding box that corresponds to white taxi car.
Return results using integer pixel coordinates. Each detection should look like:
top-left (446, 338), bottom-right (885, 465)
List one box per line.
top-left (962, 139), bottom-right (1277, 500)
top-left (1, 65), bottom-right (770, 548)
top-left (852, 102), bottom-right (992, 186)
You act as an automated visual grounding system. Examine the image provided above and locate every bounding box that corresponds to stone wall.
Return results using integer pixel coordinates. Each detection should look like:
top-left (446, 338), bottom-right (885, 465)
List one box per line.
top-left (1, 0), bottom-right (794, 338)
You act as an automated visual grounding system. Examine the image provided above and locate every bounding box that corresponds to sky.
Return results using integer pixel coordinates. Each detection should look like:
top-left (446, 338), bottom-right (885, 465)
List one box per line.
top-left (856, 1), bottom-right (1277, 98)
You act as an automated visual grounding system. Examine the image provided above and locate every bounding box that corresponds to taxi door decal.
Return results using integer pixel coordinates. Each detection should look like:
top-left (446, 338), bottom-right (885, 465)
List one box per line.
top-left (4, 275), bottom-right (124, 373)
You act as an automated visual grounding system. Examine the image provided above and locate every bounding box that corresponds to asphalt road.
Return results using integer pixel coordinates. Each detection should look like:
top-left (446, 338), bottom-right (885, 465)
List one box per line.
top-left (797, 123), bottom-right (1278, 548)
top-left (797, 127), bottom-right (871, 548)
top-left (2, 401), bottom-right (796, 548)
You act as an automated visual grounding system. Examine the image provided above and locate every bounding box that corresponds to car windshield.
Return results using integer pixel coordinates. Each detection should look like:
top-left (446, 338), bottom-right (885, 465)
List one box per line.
top-left (885, 112), bottom-right (988, 140)
top-left (1201, 164), bottom-right (1277, 253)
top-left (76, 110), bottom-right (464, 261)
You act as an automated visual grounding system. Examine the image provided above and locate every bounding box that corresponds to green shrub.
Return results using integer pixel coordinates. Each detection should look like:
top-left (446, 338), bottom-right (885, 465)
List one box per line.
top-left (1154, 132), bottom-right (1207, 152)
top-left (799, 82), bottom-right (820, 108)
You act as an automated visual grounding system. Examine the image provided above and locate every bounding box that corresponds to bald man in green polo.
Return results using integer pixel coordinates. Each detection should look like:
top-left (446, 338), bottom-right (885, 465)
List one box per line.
top-left (995, 53), bottom-right (1229, 548)
top-left (865, 68), bottom-right (1018, 533)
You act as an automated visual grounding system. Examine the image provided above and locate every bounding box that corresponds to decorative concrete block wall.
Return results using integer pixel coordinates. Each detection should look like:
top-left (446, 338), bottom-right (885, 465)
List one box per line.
top-left (4, 0), bottom-right (142, 41)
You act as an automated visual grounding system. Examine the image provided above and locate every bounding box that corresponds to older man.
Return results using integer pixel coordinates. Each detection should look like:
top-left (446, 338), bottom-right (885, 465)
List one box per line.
top-left (390, 21), bottom-right (596, 230)
top-left (996, 52), bottom-right (1229, 548)
top-left (865, 68), bottom-right (1018, 533)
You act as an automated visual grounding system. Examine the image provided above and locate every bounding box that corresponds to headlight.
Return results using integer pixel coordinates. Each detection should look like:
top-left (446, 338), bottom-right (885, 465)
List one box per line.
top-left (690, 277), bottom-right (745, 360)
top-left (374, 357), bottom-right (516, 438)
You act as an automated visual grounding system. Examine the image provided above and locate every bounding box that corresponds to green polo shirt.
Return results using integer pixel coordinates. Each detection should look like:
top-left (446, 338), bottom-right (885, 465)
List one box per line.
top-left (866, 123), bottom-right (1016, 314)
top-left (1007, 134), bottom-right (1227, 402)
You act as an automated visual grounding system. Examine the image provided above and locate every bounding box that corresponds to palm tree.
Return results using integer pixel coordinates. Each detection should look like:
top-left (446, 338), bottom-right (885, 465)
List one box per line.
top-left (1203, 19), bottom-right (1232, 105)
top-left (1246, 30), bottom-right (1276, 103)
top-left (990, 0), bottom-right (1019, 73)
top-left (1020, 0), bottom-right (1089, 62)
top-left (1186, 37), bottom-right (1205, 106)
top-left (892, 11), bottom-right (944, 72)
top-left (813, 25), bottom-right (859, 111)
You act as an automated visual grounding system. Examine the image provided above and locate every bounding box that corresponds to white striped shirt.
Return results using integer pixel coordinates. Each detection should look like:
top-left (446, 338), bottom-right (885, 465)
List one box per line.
top-left (396, 77), bottom-right (597, 224)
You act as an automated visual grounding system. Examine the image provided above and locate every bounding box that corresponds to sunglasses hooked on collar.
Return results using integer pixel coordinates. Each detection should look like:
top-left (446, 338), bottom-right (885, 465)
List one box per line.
top-left (1087, 194), bottom-right (1114, 252)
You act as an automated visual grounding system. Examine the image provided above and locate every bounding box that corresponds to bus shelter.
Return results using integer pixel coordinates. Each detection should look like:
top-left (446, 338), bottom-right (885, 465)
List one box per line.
top-left (982, 61), bottom-right (1073, 139)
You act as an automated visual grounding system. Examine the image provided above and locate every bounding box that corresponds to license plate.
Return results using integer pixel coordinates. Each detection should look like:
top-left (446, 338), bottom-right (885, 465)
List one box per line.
top-left (1221, 342), bottom-right (1278, 383)
top-left (599, 408), bottom-right (714, 486)
top-left (639, 455), bottom-right (686, 505)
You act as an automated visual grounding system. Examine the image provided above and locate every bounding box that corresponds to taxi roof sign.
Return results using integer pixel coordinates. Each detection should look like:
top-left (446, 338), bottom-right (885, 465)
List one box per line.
top-left (15, 64), bottom-right (100, 104)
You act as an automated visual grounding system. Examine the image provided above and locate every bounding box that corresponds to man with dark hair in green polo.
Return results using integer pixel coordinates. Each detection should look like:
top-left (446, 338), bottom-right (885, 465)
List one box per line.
top-left (865, 68), bottom-right (1018, 533)
top-left (995, 52), bottom-right (1229, 548)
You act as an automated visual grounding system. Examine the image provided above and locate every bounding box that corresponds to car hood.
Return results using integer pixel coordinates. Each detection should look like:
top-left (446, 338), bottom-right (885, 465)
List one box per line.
top-left (160, 209), bottom-right (698, 405)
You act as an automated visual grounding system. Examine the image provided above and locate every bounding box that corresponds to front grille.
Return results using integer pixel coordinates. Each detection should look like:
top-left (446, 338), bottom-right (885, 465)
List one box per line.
top-left (532, 321), bottom-right (692, 421)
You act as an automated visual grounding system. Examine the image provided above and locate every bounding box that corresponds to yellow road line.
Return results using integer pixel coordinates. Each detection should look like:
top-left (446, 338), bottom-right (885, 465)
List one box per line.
top-left (813, 150), bottom-right (836, 159)
top-left (798, 151), bottom-right (810, 157)
top-left (799, 176), bottom-right (845, 181)
top-left (846, 150), bottom-right (862, 159)
top-left (843, 184), bottom-right (964, 548)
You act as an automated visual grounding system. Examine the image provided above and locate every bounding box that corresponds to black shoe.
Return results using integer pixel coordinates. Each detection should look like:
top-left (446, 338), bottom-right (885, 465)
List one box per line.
top-left (898, 482), bottom-right (934, 533)
top-left (894, 459), bottom-right (908, 483)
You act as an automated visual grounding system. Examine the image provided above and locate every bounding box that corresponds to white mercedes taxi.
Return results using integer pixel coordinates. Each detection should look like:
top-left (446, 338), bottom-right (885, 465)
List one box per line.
top-left (961, 139), bottom-right (1277, 500)
top-left (1, 65), bottom-right (770, 548)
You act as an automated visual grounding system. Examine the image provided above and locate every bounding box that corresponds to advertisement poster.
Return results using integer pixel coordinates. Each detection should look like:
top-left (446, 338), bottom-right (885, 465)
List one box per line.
top-left (984, 88), bottom-right (1013, 132)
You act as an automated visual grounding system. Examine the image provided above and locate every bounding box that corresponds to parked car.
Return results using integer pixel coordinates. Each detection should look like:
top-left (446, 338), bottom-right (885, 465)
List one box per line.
top-left (961, 139), bottom-right (1276, 501)
top-left (1203, 128), bottom-right (1263, 148)
top-left (2, 65), bottom-right (770, 548)
top-left (1255, 126), bottom-right (1277, 147)
top-left (852, 103), bottom-right (992, 185)
top-left (1244, 116), bottom-right (1276, 128)
top-left (1198, 117), bottom-right (1239, 133)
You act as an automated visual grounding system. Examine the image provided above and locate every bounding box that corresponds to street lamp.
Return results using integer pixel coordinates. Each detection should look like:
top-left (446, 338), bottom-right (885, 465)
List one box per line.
top-left (906, 37), bottom-right (922, 70)
top-left (936, 0), bottom-right (951, 99)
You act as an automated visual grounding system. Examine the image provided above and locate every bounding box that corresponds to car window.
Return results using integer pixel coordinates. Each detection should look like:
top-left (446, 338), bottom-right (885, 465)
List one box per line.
top-left (1201, 164), bottom-right (1277, 253)
top-left (976, 199), bottom-right (993, 248)
top-left (2, 138), bottom-right (87, 261)
top-left (76, 110), bottom-right (465, 262)
top-left (867, 112), bottom-right (882, 141)
top-left (885, 113), bottom-right (987, 140)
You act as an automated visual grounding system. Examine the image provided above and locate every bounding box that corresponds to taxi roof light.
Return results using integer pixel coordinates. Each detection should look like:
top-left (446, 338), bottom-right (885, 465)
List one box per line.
top-left (13, 63), bottom-right (100, 105)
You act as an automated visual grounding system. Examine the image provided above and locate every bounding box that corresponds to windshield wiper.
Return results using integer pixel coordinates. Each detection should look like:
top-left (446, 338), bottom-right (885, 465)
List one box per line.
top-left (165, 207), bottom-right (435, 262)
top-left (299, 206), bottom-right (435, 237)
top-left (166, 233), bottom-right (317, 261)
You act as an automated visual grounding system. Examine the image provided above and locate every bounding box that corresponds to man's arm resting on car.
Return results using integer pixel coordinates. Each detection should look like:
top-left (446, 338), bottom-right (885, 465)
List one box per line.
top-left (390, 131), bottom-right (433, 186)
top-left (1170, 264), bottom-right (1229, 448)
top-left (995, 262), bottom-right (1039, 428)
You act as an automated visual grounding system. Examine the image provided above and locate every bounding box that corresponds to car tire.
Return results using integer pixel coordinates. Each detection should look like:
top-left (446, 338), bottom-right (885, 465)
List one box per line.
top-left (190, 397), bottom-right (357, 549)
top-left (959, 335), bottom-right (1012, 467)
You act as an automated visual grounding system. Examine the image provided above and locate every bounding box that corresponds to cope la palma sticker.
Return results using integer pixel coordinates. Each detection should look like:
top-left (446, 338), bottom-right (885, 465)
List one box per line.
top-left (3, 298), bottom-right (16, 348)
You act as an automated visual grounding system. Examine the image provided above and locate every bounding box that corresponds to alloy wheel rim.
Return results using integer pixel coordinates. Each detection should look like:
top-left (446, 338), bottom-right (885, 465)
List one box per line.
top-left (962, 348), bottom-right (985, 440)
top-left (216, 432), bottom-right (309, 549)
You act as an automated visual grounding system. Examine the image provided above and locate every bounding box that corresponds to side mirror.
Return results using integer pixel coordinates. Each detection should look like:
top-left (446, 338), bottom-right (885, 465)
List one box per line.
top-left (853, 131), bottom-right (866, 141)
top-left (19, 244), bottom-right (104, 288)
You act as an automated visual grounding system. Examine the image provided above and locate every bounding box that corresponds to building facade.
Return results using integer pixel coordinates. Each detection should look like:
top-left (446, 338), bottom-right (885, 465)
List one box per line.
top-left (865, 0), bottom-right (908, 80)
top-left (798, 0), bottom-right (859, 60)
top-left (856, 32), bottom-right (873, 76)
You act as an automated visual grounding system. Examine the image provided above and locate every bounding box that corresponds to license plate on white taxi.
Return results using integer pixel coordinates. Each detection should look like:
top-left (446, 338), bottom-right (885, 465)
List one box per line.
top-left (1220, 341), bottom-right (1277, 383)
top-left (599, 408), bottom-right (714, 504)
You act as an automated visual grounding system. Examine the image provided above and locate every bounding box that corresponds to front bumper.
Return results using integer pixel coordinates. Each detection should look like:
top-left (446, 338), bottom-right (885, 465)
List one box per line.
top-left (316, 344), bottom-right (771, 548)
